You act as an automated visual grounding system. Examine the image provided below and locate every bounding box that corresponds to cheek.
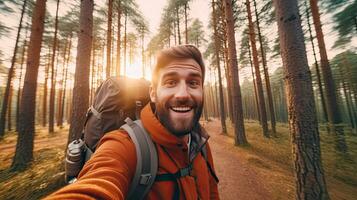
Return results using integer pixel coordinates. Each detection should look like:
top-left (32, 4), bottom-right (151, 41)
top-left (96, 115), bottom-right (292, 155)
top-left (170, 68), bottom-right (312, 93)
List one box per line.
top-left (191, 89), bottom-right (204, 103)
top-left (155, 88), bottom-right (173, 103)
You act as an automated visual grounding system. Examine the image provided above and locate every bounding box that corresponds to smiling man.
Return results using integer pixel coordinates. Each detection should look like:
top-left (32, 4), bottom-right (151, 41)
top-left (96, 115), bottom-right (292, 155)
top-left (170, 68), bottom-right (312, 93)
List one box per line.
top-left (46, 45), bottom-right (219, 200)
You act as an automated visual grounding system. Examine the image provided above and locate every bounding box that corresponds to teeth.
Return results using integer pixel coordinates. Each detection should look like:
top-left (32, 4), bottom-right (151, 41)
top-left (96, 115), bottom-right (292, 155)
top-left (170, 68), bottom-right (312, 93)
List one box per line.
top-left (171, 106), bottom-right (191, 112)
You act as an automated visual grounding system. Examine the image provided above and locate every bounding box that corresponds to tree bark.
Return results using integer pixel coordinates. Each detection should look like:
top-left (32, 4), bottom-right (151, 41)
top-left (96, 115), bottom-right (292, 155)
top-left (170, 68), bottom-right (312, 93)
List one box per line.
top-left (248, 40), bottom-right (261, 123)
top-left (184, 2), bottom-right (188, 44)
top-left (176, 6), bottom-right (181, 45)
top-left (68, 0), bottom-right (93, 143)
top-left (11, 0), bottom-right (47, 171)
top-left (57, 36), bottom-right (69, 127)
top-left (223, 40), bottom-right (233, 122)
top-left (61, 33), bottom-right (72, 127)
top-left (304, 0), bottom-right (328, 123)
top-left (310, 0), bottom-right (347, 152)
top-left (16, 26), bottom-right (29, 132)
top-left (272, 0), bottom-right (330, 198)
top-left (7, 86), bottom-right (13, 131)
top-left (0, 0), bottom-right (28, 138)
top-left (42, 49), bottom-right (50, 127)
top-left (246, 0), bottom-right (269, 137)
top-left (223, 0), bottom-right (247, 145)
top-left (49, 0), bottom-right (60, 133)
top-left (124, 12), bottom-right (127, 75)
top-left (253, 0), bottom-right (276, 134)
top-left (116, 1), bottom-right (121, 76)
top-left (141, 31), bottom-right (145, 78)
top-left (212, 0), bottom-right (227, 134)
top-left (106, 0), bottom-right (113, 78)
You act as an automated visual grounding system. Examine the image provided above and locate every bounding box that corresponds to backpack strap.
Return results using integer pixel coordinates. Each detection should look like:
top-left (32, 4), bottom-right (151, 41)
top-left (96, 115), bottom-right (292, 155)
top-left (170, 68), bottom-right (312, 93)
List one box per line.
top-left (121, 118), bottom-right (158, 200)
top-left (155, 163), bottom-right (193, 200)
top-left (201, 145), bottom-right (219, 183)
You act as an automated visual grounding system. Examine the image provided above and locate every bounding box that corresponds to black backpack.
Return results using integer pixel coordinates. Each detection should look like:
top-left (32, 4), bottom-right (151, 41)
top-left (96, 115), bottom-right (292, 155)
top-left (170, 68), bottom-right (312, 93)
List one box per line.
top-left (65, 76), bottom-right (157, 199)
top-left (65, 76), bottom-right (217, 200)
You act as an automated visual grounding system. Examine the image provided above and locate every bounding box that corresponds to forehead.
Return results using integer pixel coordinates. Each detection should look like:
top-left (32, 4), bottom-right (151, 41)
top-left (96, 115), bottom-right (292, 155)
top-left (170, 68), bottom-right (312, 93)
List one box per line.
top-left (158, 58), bottom-right (202, 77)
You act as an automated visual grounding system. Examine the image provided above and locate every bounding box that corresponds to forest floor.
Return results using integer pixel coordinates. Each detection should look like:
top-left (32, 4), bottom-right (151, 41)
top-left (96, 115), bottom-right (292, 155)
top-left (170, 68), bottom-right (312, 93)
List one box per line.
top-left (0, 120), bottom-right (356, 199)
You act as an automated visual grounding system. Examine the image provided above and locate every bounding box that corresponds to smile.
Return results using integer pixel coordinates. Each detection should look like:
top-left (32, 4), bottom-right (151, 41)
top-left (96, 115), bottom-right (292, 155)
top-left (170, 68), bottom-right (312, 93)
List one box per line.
top-left (170, 106), bottom-right (192, 113)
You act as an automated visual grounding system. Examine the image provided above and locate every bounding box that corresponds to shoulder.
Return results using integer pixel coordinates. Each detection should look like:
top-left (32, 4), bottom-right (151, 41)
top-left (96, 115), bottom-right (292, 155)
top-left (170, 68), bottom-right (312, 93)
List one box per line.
top-left (94, 129), bottom-right (136, 158)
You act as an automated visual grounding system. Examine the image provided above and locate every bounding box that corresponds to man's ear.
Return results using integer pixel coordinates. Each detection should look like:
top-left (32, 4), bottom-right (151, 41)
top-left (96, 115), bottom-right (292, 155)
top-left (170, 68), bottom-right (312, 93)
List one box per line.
top-left (149, 85), bottom-right (156, 103)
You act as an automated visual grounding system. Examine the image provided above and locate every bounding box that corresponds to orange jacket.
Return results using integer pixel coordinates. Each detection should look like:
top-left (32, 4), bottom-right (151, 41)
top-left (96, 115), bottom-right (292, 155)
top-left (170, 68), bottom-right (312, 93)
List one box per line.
top-left (45, 104), bottom-right (219, 200)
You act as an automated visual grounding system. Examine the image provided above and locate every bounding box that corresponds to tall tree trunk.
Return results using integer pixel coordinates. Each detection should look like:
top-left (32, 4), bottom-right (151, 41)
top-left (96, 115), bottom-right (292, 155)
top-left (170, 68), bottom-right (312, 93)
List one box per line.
top-left (272, 0), bottom-right (330, 198)
top-left (7, 86), bottom-right (13, 131)
top-left (176, 6), bottom-right (181, 45)
top-left (184, 2), bottom-right (188, 44)
top-left (56, 83), bottom-right (63, 126)
top-left (310, 0), bottom-right (347, 152)
top-left (16, 26), bottom-right (29, 132)
top-left (57, 37), bottom-right (69, 127)
top-left (222, 41), bottom-right (233, 122)
top-left (116, 1), bottom-right (121, 76)
top-left (173, 20), bottom-right (177, 45)
top-left (49, 0), bottom-right (60, 133)
top-left (304, 0), bottom-right (328, 123)
top-left (106, 0), bottom-right (113, 78)
top-left (91, 42), bottom-right (96, 103)
top-left (248, 39), bottom-right (261, 123)
top-left (339, 58), bottom-right (355, 130)
top-left (342, 80), bottom-right (355, 129)
top-left (61, 33), bottom-right (72, 127)
top-left (68, 0), bottom-right (93, 143)
top-left (246, 0), bottom-right (269, 137)
top-left (212, 0), bottom-right (226, 134)
top-left (0, 0), bottom-right (28, 138)
top-left (141, 31), bottom-right (145, 78)
top-left (223, 0), bottom-right (247, 145)
top-left (111, 24), bottom-right (115, 73)
top-left (42, 49), bottom-right (50, 127)
top-left (11, 0), bottom-right (47, 171)
top-left (124, 12), bottom-right (127, 76)
top-left (342, 56), bottom-right (357, 129)
top-left (253, 0), bottom-right (276, 134)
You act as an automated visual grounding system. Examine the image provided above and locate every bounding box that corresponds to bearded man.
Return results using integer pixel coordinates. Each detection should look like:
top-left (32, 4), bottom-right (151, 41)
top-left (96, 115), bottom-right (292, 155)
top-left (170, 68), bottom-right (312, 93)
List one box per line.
top-left (46, 45), bottom-right (220, 200)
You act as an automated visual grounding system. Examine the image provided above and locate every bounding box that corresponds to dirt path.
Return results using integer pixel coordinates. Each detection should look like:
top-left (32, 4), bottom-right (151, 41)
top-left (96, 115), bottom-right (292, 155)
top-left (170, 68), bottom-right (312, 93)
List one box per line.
top-left (203, 119), bottom-right (271, 200)
top-left (1, 122), bottom-right (271, 199)
top-left (0, 130), bottom-right (68, 156)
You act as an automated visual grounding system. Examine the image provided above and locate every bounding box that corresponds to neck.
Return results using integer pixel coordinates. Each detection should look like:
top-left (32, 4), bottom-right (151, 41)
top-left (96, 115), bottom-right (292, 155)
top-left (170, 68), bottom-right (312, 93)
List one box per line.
top-left (181, 134), bottom-right (189, 143)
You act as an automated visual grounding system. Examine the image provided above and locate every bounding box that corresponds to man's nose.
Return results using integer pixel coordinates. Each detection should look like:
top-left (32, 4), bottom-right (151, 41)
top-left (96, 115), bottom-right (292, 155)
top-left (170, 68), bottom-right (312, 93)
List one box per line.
top-left (175, 81), bottom-right (190, 100)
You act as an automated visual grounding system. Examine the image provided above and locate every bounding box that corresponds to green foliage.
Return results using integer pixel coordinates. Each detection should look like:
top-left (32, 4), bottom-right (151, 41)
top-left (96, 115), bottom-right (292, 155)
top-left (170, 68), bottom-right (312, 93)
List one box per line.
top-left (332, 1), bottom-right (357, 48)
top-left (187, 18), bottom-right (206, 47)
top-left (0, 0), bottom-right (16, 37)
top-left (239, 28), bottom-right (251, 66)
top-left (126, 32), bottom-right (138, 64)
top-left (330, 50), bottom-right (357, 89)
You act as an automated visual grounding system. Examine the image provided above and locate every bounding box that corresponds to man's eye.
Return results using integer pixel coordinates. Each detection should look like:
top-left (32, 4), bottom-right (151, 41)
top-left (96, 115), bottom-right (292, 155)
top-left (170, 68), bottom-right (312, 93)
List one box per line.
top-left (189, 80), bottom-right (200, 87)
top-left (164, 80), bottom-right (176, 87)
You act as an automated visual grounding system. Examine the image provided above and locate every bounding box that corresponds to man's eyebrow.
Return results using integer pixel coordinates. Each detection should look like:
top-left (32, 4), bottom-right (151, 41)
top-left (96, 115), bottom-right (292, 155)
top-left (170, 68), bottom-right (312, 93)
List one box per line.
top-left (189, 72), bottom-right (202, 79)
top-left (161, 71), bottom-right (178, 79)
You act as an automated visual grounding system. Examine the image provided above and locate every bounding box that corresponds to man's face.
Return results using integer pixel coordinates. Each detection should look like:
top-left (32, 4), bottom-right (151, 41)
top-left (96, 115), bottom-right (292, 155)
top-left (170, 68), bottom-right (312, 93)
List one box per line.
top-left (150, 58), bottom-right (204, 137)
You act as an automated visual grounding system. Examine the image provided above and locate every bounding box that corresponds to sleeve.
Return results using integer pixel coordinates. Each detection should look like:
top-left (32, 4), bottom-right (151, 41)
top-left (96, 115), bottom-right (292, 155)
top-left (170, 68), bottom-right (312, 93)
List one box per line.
top-left (44, 130), bottom-right (137, 200)
top-left (206, 142), bottom-right (220, 200)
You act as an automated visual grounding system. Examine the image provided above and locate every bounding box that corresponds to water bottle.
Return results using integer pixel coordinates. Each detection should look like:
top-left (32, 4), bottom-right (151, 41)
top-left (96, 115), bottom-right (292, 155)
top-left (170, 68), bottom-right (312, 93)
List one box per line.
top-left (65, 138), bottom-right (86, 183)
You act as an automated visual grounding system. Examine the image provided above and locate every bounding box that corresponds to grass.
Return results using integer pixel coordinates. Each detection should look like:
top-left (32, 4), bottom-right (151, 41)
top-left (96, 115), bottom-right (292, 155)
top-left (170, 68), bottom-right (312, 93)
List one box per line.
top-left (225, 119), bottom-right (357, 199)
top-left (0, 122), bottom-right (356, 199)
top-left (0, 126), bottom-right (68, 200)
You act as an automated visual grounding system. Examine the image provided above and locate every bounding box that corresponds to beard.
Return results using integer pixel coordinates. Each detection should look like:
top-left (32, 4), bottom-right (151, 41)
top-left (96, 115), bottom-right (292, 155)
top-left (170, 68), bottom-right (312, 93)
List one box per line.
top-left (154, 97), bottom-right (203, 137)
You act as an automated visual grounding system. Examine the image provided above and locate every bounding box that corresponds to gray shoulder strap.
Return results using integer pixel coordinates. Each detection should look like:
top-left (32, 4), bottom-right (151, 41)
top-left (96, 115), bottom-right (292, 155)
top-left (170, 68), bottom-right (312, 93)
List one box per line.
top-left (121, 118), bottom-right (158, 200)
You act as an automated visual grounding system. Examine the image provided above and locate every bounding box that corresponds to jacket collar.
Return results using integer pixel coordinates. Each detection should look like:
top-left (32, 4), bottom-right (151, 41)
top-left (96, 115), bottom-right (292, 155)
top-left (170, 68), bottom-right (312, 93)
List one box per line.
top-left (141, 103), bottom-right (209, 156)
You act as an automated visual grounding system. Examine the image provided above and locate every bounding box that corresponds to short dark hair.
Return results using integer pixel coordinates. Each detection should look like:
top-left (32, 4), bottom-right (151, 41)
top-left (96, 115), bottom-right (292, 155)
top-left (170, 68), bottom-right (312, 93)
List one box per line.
top-left (152, 44), bottom-right (205, 87)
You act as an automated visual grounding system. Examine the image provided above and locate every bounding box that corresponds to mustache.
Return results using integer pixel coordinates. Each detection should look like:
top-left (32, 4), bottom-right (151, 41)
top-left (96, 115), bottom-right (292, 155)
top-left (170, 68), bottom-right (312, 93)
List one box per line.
top-left (166, 99), bottom-right (196, 107)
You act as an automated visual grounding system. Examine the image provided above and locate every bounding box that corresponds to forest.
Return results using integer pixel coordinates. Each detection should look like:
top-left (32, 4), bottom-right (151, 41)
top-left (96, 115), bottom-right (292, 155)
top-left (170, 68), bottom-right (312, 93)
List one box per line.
top-left (0, 0), bottom-right (356, 199)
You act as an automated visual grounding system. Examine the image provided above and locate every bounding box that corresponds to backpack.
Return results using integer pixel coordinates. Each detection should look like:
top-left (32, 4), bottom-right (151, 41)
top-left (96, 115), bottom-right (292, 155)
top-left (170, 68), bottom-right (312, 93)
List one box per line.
top-left (65, 76), bottom-right (218, 200)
